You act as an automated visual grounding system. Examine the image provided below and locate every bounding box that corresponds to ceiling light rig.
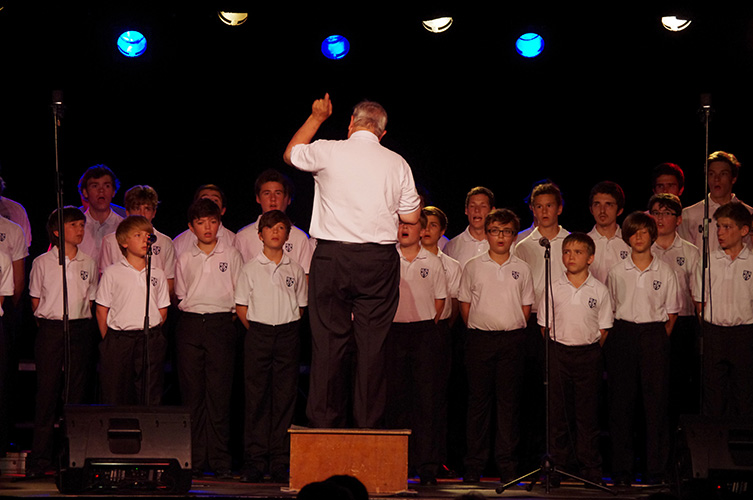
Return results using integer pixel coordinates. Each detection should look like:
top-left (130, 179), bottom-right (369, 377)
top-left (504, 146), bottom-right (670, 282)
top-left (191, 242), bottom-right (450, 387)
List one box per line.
top-left (661, 15), bottom-right (692, 32)
top-left (218, 11), bottom-right (248, 26)
top-left (321, 35), bottom-right (350, 60)
top-left (516, 32), bottom-right (544, 58)
top-left (422, 16), bottom-right (453, 34)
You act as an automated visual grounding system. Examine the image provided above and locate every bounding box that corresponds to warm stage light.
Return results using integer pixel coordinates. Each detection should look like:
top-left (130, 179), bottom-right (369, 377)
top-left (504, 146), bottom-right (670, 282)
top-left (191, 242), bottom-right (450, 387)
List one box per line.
top-left (422, 17), bottom-right (453, 33)
top-left (117, 31), bottom-right (147, 58)
top-left (516, 33), bottom-right (544, 58)
top-left (321, 35), bottom-right (350, 60)
top-left (661, 16), bottom-right (691, 32)
top-left (218, 11), bottom-right (248, 26)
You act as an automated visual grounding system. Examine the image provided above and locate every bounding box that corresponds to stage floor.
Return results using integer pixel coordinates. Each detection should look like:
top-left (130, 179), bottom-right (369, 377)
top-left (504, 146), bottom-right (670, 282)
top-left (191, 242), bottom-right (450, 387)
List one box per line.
top-left (0, 473), bottom-right (671, 499)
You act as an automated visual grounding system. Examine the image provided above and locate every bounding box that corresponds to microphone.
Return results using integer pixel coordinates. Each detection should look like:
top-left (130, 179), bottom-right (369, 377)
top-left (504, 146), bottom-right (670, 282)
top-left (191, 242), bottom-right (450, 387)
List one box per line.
top-left (52, 90), bottom-right (65, 122)
top-left (147, 234), bottom-right (158, 245)
top-left (539, 237), bottom-right (550, 248)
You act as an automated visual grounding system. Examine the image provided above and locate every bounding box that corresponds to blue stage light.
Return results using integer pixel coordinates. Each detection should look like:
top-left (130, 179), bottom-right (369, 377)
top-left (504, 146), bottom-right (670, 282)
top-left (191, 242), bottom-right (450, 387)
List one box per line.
top-left (321, 35), bottom-right (350, 60)
top-left (516, 33), bottom-right (544, 58)
top-left (117, 31), bottom-right (147, 58)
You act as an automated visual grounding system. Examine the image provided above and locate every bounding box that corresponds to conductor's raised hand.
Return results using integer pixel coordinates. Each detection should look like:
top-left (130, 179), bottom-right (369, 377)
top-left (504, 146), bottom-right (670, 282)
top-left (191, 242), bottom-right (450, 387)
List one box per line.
top-left (312, 93), bottom-right (333, 122)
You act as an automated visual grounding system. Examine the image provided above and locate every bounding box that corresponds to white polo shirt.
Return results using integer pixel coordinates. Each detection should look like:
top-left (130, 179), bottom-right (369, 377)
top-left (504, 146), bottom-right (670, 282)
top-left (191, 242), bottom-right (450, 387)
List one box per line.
top-left (511, 223), bottom-right (536, 255)
top-left (651, 234), bottom-right (699, 317)
top-left (537, 272), bottom-right (613, 346)
top-left (693, 245), bottom-right (753, 326)
top-left (30, 247), bottom-right (98, 320)
top-left (80, 209), bottom-right (123, 269)
top-left (437, 250), bottom-right (461, 321)
top-left (100, 228), bottom-right (176, 279)
top-left (290, 130), bottom-right (420, 244)
top-left (444, 226), bottom-right (489, 269)
top-left (173, 223), bottom-right (236, 258)
top-left (459, 253), bottom-right (535, 331)
top-left (607, 255), bottom-right (681, 324)
top-left (235, 253), bottom-right (307, 326)
top-left (235, 217), bottom-right (314, 273)
top-left (96, 260), bottom-right (170, 330)
top-left (679, 195), bottom-right (753, 253)
top-left (0, 216), bottom-right (28, 262)
top-left (393, 246), bottom-right (447, 323)
top-left (514, 226), bottom-right (570, 314)
top-left (0, 250), bottom-right (15, 316)
top-left (176, 238), bottom-right (243, 314)
top-left (0, 197), bottom-right (31, 247)
top-left (587, 225), bottom-right (631, 284)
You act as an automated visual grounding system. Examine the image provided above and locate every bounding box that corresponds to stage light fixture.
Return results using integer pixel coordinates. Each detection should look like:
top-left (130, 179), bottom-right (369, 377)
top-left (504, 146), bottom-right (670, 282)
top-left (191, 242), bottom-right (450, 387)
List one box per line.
top-left (422, 17), bottom-right (453, 33)
top-left (321, 35), bottom-right (350, 60)
top-left (218, 11), bottom-right (248, 26)
top-left (117, 30), bottom-right (147, 58)
top-left (661, 16), bottom-right (691, 32)
top-left (516, 33), bottom-right (544, 58)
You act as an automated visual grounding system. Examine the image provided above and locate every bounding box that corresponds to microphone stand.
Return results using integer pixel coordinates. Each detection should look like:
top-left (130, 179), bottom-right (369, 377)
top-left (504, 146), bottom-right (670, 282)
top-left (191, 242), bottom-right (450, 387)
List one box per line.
top-left (141, 239), bottom-right (154, 406)
top-left (51, 91), bottom-right (72, 404)
top-left (496, 239), bottom-right (613, 495)
top-left (698, 94), bottom-right (712, 414)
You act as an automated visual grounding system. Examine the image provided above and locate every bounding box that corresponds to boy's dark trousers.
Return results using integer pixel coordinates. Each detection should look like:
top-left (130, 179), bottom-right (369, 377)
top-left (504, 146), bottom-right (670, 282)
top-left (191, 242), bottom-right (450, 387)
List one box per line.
top-left (243, 320), bottom-right (300, 474)
top-left (604, 320), bottom-right (669, 478)
top-left (464, 327), bottom-right (527, 478)
top-left (385, 319), bottom-right (448, 479)
top-left (176, 311), bottom-right (236, 472)
top-left (28, 318), bottom-right (95, 471)
top-left (99, 326), bottom-right (166, 406)
top-left (548, 340), bottom-right (602, 476)
top-left (702, 321), bottom-right (753, 417)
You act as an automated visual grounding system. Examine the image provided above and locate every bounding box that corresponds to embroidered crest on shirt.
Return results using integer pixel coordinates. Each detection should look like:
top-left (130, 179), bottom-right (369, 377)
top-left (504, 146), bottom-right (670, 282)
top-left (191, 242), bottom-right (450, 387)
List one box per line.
top-left (80, 270), bottom-right (89, 281)
top-left (285, 242), bottom-right (293, 253)
top-left (620, 250), bottom-right (628, 260)
top-left (588, 297), bottom-right (597, 309)
top-left (219, 262), bottom-right (228, 272)
top-left (676, 256), bottom-right (685, 267)
top-left (512, 271), bottom-right (520, 280)
top-left (151, 277), bottom-right (158, 287)
top-left (152, 245), bottom-right (161, 255)
top-left (653, 280), bottom-right (662, 290)
top-left (286, 276), bottom-right (295, 287)
top-left (420, 268), bottom-right (429, 278)
top-left (744, 270), bottom-right (752, 281)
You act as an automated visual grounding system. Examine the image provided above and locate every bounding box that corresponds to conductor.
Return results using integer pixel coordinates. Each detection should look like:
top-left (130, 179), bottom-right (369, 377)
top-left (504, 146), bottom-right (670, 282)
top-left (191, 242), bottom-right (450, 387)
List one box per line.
top-left (284, 93), bottom-right (421, 428)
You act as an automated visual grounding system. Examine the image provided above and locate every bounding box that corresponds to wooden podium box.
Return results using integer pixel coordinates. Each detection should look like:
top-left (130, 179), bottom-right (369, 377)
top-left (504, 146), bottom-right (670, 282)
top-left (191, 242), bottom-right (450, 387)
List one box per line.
top-left (288, 427), bottom-right (411, 494)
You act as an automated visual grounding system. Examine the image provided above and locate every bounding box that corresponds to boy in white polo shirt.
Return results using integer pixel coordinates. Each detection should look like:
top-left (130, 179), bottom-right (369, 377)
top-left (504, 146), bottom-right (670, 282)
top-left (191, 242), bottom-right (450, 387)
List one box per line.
top-left (235, 210), bottom-right (307, 484)
top-left (96, 215), bottom-right (170, 405)
top-left (537, 233), bottom-right (612, 486)
top-left (100, 185), bottom-right (176, 293)
top-left (459, 208), bottom-right (535, 483)
top-left (444, 186), bottom-right (494, 269)
top-left (234, 169), bottom-right (314, 272)
top-left (693, 202), bottom-right (753, 418)
top-left (26, 207), bottom-right (96, 477)
top-left (587, 181), bottom-right (630, 283)
top-left (175, 198), bottom-right (243, 479)
top-left (385, 211), bottom-right (447, 485)
top-left (173, 184), bottom-right (236, 257)
top-left (647, 193), bottom-right (700, 419)
top-left (605, 212), bottom-right (680, 486)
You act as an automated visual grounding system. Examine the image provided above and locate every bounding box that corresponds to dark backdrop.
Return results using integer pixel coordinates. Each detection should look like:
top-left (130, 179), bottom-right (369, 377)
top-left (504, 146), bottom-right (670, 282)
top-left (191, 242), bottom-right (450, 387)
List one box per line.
top-left (2, 4), bottom-right (753, 260)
